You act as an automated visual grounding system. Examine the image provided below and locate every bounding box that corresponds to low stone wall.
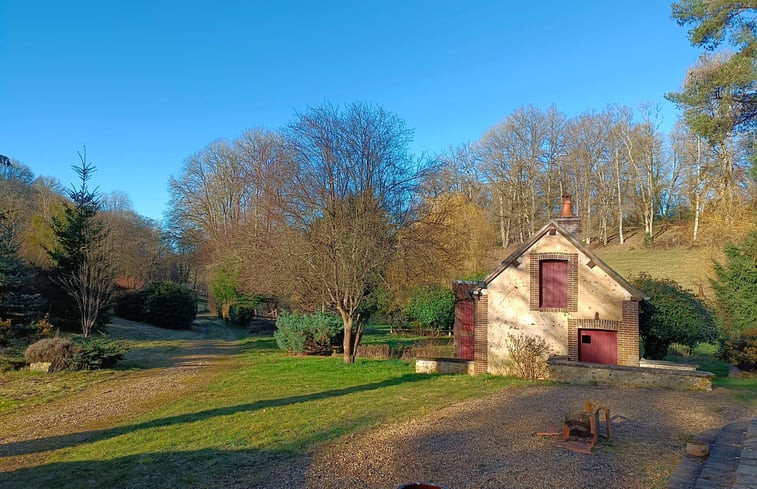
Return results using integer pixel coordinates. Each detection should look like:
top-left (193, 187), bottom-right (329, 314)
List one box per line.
top-left (416, 358), bottom-right (474, 375)
top-left (547, 357), bottom-right (714, 391)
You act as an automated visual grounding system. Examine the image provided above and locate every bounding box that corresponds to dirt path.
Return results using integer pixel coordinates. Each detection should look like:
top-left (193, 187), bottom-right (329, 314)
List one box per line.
top-left (0, 318), bottom-right (239, 471)
top-left (296, 385), bottom-right (755, 489)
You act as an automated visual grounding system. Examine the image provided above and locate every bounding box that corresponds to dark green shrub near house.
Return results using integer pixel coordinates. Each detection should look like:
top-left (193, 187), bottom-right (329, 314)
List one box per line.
top-left (405, 285), bottom-right (454, 333)
top-left (632, 273), bottom-right (717, 360)
top-left (274, 311), bottom-right (343, 355)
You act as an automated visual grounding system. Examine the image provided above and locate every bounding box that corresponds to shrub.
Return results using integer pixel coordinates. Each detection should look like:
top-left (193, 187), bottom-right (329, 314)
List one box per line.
top-left (719, 328), bottom-right (757, 371)
top-left (209, 261), bottom-right (241, 321)
top-left (631, 273), bottom-right (717, 360)
top-left (504, 333), bottom-right (553, 380)
top-left (24, 337), bottom-right (76, 372)
top-left (114, 289), bottom-right (148, 322)
top-left (143, 282), bottom-right (197, 329)
top-left (387, 308), bottom-right (411, 332)
top-left (355, 344), bottom-right (391, 360)
top-left (114, 282), bottom-right (197, 329)
top-left (399, 339), bottom-right (450, 360)
top-left (0, 318), bottom-right (11, 346)
top-left (274, 311), bottom-right (343, 355)
top-left (70, 336), bottom-right (128, 370)
top-left (1, 316), bottom-right (54, 347)
top-left (229, 296), bottom-right (261, 326)
top-left (405, 285), bottom-right (454, 333)
top-left (24, 336), bottom-right (127, 371)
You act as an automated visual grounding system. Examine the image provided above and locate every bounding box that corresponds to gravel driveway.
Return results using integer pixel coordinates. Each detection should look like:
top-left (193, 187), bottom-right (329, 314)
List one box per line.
top-left (276, 384), bottom-right (754, 489)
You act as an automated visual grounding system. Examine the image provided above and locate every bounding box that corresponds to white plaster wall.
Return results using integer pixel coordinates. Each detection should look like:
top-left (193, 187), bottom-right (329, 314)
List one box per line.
top-left (486, 233), bottom-right (633, 375)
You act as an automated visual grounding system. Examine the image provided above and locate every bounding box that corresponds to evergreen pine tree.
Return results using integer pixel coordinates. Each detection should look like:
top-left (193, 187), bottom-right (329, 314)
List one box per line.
top-left (711, 230), bottom-right (757, 334)
top-left (47, 152), bottom-right (114, 336)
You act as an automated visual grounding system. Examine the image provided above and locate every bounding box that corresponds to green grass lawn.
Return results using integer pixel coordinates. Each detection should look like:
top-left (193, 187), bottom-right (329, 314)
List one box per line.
top-left (0, 318), bottom-right (529, 488)
top-left (666, 343), bottom-right (757, 409)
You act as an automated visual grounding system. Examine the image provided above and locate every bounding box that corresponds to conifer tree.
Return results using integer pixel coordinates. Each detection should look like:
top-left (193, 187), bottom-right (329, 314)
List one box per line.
top-left (711, 229), bottom-right (757, 334)
top-left (47, 152), bottom-right (114, 336)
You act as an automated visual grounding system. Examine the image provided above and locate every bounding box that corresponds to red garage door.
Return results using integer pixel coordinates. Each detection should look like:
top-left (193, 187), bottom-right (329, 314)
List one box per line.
top-left (579, 329), bottom-right (617, 365)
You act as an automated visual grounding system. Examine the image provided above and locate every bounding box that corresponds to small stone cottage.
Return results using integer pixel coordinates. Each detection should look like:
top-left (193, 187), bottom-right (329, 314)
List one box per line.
top-left (453, 195), bottom-right (644, 376)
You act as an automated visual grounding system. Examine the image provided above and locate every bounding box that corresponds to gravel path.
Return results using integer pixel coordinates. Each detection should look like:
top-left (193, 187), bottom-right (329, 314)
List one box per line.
top-left (0, 324), bottom-right (238, 471)
top-left (286, 384), bottom-right (754, 489)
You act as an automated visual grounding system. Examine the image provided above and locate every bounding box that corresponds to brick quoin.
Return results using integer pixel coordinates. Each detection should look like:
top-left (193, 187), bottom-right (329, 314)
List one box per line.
top-left (619, 300), bottom-right (640, 366)
top-left (473, 293), bottom-right (488, 375)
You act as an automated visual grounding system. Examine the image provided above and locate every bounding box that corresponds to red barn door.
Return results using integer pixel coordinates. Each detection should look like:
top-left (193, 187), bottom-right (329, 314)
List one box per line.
top-left (579, 329), bottom-right (617, 365)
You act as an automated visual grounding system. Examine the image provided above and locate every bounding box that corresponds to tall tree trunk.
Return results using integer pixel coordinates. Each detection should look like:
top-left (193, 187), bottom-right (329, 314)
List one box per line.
top-left (340, 310), bottom-right (355, 364)
top-left (615, 148), bottom-right (624, 245)
top-left (693, 138), bottom-right (701, 242)
top-left (498, 192), bottom-right (507, 248)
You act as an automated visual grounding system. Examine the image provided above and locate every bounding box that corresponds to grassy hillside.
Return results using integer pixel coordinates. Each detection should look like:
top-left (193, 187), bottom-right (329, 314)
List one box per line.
top-left (596, 247), bottom-right (720, 298)
top-left (590, 224), bottom-right (729, 299)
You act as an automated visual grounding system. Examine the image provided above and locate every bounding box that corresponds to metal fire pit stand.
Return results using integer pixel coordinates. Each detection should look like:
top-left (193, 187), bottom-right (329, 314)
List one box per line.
top-left (558, 401), bottom-right (611, 454)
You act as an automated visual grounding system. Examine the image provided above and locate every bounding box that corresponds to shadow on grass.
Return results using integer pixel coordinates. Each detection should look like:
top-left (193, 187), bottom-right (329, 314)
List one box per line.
top-left (0, 373), bottom-right (431, 459)
top-left (0, 445), bottom-right (311, 489)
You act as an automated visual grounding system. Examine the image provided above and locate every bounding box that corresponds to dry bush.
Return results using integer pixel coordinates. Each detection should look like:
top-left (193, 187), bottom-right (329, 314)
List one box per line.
top-left (355, 344), bottom-right (391, 360)
top-left (400, 339), bottom-right (448, 360)
top-left (504, 333), bottom-right (553, 380)
top-left (24, 337), bottom-right (76, 372)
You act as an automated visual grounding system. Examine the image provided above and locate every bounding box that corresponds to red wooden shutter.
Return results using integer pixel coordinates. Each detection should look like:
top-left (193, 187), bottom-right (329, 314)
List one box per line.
top-left (540, 260), bottom-right (568, 308)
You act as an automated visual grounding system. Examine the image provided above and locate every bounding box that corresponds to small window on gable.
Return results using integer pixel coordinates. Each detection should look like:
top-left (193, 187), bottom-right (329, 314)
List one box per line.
top-left (540, 259), bottom-right (568, 308)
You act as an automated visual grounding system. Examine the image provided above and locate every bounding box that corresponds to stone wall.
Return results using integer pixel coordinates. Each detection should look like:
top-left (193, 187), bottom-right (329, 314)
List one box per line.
top-left (416, 358), bottom-right (475, 375)
top-left (547, 357), bottom-right (714, 391)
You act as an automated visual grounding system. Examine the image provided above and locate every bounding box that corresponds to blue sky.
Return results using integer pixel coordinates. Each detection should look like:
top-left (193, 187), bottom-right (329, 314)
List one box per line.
top-left (1, 1), bottom-right (701, 221)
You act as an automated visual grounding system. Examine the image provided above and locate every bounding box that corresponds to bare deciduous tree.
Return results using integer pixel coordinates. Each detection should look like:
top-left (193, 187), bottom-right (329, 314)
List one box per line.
top-left (282, 102), bottom-right (427, 363)
top-left (57, 233), bottom-right (115, 337)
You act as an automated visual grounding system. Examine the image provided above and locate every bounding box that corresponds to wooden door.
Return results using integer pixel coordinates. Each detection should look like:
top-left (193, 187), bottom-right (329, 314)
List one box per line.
top-left (540, 260), bottom-right (568, 308)
top-left (578, 329), bottom-right (617, 365)
top-left (455, 300), bottom-right (474, 360)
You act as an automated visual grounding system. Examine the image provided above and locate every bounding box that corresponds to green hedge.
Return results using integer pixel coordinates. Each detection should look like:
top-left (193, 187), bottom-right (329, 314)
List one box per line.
top-left (114, 282), bottom-right (197, 329)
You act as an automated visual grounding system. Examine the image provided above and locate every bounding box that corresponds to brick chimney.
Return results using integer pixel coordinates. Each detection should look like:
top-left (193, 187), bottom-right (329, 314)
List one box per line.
top-left (555, 193), bottom-right (580, 237)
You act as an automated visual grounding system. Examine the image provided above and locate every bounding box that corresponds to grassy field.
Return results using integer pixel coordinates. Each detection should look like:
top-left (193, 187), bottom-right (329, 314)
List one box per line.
top-left (595, 247), bottom-right (722, 298)
top-left (0, 318), bottom-right (529, 488)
